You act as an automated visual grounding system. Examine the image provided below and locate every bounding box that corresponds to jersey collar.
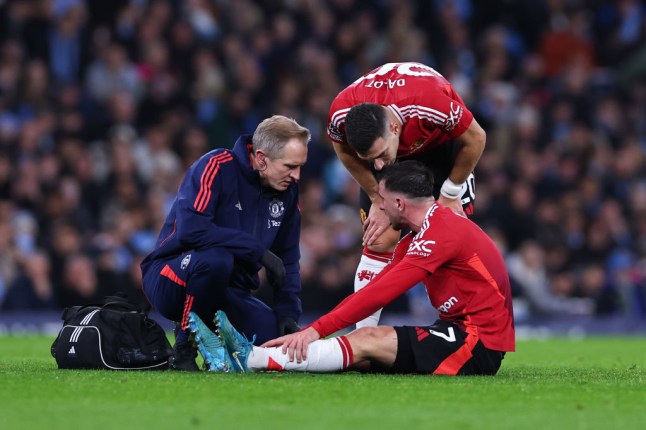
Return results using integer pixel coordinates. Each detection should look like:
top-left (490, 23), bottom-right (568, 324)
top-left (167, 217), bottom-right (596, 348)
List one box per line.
top-left (415, 202), bottom-right (439, 238)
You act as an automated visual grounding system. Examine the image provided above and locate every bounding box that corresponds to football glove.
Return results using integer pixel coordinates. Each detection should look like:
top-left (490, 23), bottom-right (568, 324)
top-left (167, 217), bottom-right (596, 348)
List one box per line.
top-left (277, 317), bottom-right (301, 336)
top-left (259, 249), bottom-right (286, 290)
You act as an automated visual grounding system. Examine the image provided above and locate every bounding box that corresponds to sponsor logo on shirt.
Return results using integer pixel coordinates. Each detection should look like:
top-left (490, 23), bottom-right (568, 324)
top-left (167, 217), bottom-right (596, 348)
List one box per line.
top-left (407, 239), bottom-right (436, 257)
top-left (437, 296), bottom-right (458, 313)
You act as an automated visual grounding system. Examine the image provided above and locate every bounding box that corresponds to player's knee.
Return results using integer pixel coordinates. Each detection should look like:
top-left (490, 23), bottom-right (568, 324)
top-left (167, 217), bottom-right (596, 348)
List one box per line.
top-left (194, 251), bottom-right (233, 283)
top-left (366, 228), bottom-right (400, 253)
top-left (348, 326), bottom-right (394, 358)
top-left (365, 242), bottom-right (396, 254)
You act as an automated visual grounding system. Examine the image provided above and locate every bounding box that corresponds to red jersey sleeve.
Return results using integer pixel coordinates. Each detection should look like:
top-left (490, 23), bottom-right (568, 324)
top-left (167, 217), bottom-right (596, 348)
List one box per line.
top-left (413, 86), bottom-right (474, 140)
top-left (309, 260), bottom-right (428, 338)
top-left (327, 95), bottom-right (350, 145)
top-left (308, 233), bottom-right (421, 338)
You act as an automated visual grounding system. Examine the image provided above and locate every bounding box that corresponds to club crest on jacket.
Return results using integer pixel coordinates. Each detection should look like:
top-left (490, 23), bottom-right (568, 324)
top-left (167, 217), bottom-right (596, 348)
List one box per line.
top-left (269, 198), bottom-right (285, 218)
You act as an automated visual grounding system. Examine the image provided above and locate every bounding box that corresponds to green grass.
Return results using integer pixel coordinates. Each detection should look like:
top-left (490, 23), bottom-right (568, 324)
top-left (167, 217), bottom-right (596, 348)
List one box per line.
top-left (1, 336), bottom-right (645, 430)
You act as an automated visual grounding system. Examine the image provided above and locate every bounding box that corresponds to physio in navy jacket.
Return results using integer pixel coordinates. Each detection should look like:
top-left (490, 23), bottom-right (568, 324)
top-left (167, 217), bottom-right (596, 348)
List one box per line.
top-left (141, 115), bottom-right (309, 370)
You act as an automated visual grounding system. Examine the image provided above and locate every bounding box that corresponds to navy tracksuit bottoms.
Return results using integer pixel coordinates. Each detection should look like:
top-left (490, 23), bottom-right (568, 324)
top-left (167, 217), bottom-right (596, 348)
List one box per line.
top-left (142, 247), bottom-right (278, 345)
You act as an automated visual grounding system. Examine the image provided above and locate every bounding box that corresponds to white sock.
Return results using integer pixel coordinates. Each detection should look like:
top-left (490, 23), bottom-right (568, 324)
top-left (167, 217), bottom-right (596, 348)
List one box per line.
top-left (354, 254), bottom-right (389, 328)
top-left (246, 336), bottom-right (353, 373)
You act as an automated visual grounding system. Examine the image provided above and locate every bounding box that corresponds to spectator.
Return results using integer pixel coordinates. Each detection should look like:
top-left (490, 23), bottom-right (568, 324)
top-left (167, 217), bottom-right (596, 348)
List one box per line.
top-left (58, 254), bottom-right (111, 308)
top-left (0, 0), bottom-right (643, 323)
top-left (85, 42), bottom-right (141, 104)
top-left (507, 241), bottom-right (595, 319)
top-left (2, 251), bottom-right (56, 311)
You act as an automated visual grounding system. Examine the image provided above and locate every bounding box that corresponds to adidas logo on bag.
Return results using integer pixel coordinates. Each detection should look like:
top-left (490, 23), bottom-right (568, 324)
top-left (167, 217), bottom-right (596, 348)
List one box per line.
top-left (68, 346), bottom-right (76, 356)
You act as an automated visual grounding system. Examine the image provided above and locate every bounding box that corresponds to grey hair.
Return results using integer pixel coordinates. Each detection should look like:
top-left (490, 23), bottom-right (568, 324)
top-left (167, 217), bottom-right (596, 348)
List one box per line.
top-left (252, 115), bottom-right (311, 158)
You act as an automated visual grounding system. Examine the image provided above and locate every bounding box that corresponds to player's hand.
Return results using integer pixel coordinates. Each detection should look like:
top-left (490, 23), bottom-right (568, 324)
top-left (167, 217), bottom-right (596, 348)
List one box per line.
top-left (437, 195), bottom-right (466, 217)
top-left (261, 327), bottom-right (320, 363)
top-left (363, 204), bottom-right (392, 246)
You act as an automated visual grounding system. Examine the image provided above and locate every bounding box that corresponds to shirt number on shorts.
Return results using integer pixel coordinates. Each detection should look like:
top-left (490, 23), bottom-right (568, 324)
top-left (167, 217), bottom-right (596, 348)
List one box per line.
top-left (428, 327), bottom-right (456, 342)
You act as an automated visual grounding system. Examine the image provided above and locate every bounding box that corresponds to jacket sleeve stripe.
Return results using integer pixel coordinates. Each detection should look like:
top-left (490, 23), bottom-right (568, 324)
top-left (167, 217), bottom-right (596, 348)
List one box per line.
top-left (157, 220), bottom-right (176, 248)
top-left (193, 153), bottom-right (233, 213)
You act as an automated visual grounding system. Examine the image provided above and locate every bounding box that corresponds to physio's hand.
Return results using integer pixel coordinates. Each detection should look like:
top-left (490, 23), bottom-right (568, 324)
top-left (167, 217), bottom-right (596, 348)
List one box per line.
top-left (261, 327), bottom-right (320, 363)
top-left (363, 204), bottom-right (392, 246)
top-left (260, 250), bottom-right (286, 289)
top-left (277, 317), bottom-right (301, 336)
top-left (437, 195), bottom-right (466, 217)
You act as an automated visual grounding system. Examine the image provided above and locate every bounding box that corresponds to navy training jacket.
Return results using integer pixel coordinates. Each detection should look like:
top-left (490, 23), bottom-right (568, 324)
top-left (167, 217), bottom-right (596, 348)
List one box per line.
top-left (140, 135), bottom-right (302, 321)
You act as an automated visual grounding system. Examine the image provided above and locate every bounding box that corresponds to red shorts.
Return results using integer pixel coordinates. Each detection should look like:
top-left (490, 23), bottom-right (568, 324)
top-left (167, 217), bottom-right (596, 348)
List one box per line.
top-left (388, 320), bottom-right (505, 375)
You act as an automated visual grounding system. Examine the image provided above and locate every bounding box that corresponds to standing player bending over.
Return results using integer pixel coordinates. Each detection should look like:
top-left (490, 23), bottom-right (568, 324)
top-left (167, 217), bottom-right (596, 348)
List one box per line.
top-left (326, 62), bottom-right (486, 328)
top-left (189, 161), bottom-right (514, 376)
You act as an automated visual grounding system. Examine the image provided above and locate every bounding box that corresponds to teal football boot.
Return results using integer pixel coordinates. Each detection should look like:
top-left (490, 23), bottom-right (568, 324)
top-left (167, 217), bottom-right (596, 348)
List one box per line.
top-left (214, 310), bottom-right (254, 372)
top-left (187, 312), bottom-right (233, 372)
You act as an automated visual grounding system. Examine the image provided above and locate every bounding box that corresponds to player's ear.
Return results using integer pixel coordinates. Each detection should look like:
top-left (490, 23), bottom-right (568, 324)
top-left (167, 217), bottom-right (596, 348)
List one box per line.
top-left (396, 197), bottom-right (404, 211)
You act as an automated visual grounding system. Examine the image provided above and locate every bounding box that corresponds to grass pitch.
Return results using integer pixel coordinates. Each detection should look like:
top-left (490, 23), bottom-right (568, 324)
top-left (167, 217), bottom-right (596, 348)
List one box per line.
top-left (1, 336), bottom-right (645, 430)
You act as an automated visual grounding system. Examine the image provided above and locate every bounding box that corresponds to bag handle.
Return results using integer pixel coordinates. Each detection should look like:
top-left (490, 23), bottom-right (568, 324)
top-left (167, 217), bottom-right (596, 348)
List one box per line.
top-left (102, 295), bottom-right (139, 312)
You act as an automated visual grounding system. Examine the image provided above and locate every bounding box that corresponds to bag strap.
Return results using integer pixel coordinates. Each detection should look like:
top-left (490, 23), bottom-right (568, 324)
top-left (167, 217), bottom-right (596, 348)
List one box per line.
top-left (102, 295), bottom-right (139, 312)
top-left (60, 295), bottom-right (144, 323)
top-left (61, 304), bottom-right (102, 322)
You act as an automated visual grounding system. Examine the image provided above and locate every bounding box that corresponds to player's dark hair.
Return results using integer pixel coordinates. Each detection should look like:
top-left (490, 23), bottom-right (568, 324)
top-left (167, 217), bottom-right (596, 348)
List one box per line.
top-left (378, 160), bottom-right (435, 198)
top-left (344, 103), bottom-right (388, 155)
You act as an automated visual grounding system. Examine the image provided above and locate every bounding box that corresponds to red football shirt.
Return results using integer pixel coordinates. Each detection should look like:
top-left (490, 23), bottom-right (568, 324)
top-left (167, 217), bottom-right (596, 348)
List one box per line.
top-left (327, 62), bottom-right (474, 158)
top-left (309, 203), bottom-right (515, 352)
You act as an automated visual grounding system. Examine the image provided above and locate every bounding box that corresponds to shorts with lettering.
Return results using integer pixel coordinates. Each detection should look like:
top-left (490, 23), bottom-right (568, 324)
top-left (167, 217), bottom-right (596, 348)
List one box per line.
top-left (387, 320), bottom-right (504, 375)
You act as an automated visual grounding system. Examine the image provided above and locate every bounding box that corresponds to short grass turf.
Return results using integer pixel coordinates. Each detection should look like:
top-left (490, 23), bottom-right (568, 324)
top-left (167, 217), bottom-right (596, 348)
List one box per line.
top-left (1, 336), bottom-right (645, 430)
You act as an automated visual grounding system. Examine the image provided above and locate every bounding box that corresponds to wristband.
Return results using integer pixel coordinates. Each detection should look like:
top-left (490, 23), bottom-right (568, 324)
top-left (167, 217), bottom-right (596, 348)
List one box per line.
top-left (440, 178), bottom-right (463, 200)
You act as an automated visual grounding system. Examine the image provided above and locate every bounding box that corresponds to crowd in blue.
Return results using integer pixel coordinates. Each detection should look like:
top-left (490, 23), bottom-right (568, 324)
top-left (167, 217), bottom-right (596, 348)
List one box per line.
top-left (0, 0), bottom-right (645, 321)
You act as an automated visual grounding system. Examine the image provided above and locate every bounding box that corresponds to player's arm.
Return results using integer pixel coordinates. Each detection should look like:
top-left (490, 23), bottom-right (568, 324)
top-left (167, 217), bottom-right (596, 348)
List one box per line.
top-left (438, 118), bottom-right (486, 213)
top-left (262, 235), bottom-right (418, 361)
top-left (263, 260), bottom-right (428, 361)
top-left (175, 158), bottom-right (265, 262)
top-left (311, 260), bottom-right (427, 337)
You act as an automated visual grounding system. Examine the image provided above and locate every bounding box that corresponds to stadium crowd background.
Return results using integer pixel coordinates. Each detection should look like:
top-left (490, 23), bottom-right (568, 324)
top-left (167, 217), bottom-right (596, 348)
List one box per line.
top-left (0, 0), bottom-right (645, 324)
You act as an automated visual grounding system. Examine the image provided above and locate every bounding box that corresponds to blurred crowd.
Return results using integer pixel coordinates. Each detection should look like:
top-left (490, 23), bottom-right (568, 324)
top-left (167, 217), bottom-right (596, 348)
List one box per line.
top-left (0, 0), bottom-right (645, 322)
